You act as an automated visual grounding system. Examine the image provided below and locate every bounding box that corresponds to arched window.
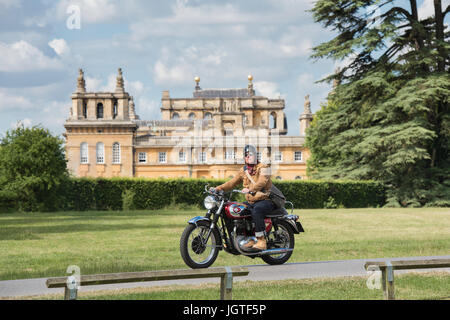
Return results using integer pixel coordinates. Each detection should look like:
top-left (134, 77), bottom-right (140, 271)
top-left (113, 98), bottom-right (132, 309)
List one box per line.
top-left (270, 112), bottom-right (277, 129)
top-left (112, 142), bottom-right (121, 164)
top-left (80, 142), bottom-right (88, 164)
top-left (188, 112), bottom-right (196, 120)
top-left (97, 103), bottom-right (104, 119)
top-left (204, 112), bottom-right (212, 120)
top-left (96, 142), bottom-right (105, 164)
top-left (275, 176), bottom-right (282, 180)
top-left (172, 112), bottom-right (179, 120)
top-left (82, 102), bottom-right (87, 118)
top-left (113, 101), bottom-right (118, 119)
top-left (295, 176), bottom-right (302, 180)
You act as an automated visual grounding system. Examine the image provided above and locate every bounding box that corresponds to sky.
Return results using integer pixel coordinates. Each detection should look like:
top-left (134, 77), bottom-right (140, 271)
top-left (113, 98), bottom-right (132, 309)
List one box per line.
top-left (0, 0), bottom-right (447, 137)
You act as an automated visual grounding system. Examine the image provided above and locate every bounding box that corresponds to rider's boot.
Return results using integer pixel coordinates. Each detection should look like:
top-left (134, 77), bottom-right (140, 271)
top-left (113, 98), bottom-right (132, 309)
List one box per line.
top-left (242, 238), bottom-right (255, 249)
top-left (252, 236), bottom-right (267, 251)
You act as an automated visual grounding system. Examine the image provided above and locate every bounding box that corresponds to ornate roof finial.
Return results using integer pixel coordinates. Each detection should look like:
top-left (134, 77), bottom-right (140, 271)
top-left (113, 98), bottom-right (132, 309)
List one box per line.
top-left (194, 76), bottom-right (201, 91)
top-left (116, 68), bottom-right (125, 93)
top-left (304, 94), bottom-right (312, 114)
top-left (77, 68), bottom-right (86, 93)
top-left (247, 74), bottom-right (255, 96)
top-left (129, 96), bottom-right (139, 120)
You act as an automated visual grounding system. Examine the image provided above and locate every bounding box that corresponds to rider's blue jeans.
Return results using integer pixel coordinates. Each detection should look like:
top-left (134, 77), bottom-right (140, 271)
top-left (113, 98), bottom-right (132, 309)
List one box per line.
top-left (247, 200), bottom-right (274, 237)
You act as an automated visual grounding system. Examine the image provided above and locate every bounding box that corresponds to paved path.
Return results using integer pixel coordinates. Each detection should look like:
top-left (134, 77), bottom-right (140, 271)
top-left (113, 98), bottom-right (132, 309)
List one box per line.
top-left (1, 255), bottom-right (449, 298)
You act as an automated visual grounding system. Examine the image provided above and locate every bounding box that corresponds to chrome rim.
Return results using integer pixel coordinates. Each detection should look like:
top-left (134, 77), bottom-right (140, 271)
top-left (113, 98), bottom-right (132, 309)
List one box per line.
top-left (269, 224), bottom-right (291, 259)
top-left (187, 225), bottom-right (217, 265)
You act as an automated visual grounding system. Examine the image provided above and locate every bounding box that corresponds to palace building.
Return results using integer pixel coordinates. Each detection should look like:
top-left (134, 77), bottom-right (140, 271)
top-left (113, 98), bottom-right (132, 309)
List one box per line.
top-left (64, 68), bottom-right (314, 180)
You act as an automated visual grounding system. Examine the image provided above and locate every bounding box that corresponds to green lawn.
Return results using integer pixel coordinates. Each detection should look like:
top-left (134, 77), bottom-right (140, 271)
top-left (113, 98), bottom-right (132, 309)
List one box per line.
top-left (12, 272), bottom-right (450, 300)
top-left (0, 207), bottom-right (449, 281)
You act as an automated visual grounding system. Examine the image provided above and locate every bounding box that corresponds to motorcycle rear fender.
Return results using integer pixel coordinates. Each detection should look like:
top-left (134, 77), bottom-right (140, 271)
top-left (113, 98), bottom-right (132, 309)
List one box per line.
top-left (278, 215), bottom-right (305, 234)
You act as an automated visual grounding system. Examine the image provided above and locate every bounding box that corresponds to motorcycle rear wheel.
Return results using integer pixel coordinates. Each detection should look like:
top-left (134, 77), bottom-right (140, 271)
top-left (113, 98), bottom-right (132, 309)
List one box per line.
top-left (261, 220), bottom-right (295, 265)
top-left (180, 222), bottom-right (220, 269)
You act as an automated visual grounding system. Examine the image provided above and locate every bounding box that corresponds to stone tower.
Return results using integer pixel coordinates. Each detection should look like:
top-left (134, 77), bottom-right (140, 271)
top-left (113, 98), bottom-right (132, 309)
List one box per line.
top-left (64, 68), bottom-right (138, 177)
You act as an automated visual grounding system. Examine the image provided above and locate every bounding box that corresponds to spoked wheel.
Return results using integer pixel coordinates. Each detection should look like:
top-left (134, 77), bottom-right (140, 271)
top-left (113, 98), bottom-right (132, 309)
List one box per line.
top-left (180, 222), bottom-right (220, 269)
top-left (261, 220), bottom-right (295, 265)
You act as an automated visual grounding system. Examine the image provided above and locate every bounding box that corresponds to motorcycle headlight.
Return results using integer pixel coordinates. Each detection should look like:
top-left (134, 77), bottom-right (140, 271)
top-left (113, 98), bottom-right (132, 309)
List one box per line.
top-left (204, 196), bottom-right (217, 210)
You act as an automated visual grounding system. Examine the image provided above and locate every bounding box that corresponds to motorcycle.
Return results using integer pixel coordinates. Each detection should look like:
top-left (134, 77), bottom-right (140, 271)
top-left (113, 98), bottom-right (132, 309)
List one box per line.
top-left (180, 185), bottom-right (305, 269)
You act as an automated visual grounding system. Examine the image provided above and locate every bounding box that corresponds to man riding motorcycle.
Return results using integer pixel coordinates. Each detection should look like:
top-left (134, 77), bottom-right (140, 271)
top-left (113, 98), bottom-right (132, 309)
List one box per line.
top-left (212, 145), bottom-right (273, 251)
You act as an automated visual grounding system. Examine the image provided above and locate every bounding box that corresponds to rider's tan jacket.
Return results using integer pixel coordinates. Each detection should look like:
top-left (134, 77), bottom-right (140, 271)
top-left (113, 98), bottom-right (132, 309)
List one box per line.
top-left (216, 163), bottom-right (272, 204)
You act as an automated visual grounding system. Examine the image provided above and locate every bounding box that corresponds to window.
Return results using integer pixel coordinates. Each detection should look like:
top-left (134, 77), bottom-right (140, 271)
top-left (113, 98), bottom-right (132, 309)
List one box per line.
top-left (138, 152), bottom-right (147, 163)
top-left (276, 176), bottom-right (282, 180)
top-left (188, 113), bottom-right (196, 120)
top-left (257, 152), bottom-right (262, 162)
top-left (204, 112), bottom-right (212, 120)
top-left (96, 142), bottom-right (105, 164)
top-left (112, 143), bottom-right (121, 164)
top-left (82, 102), bottom-right (87, 118)
top-left (80, 142), bottom-right (88, 164)
top-left (97, 103), bottom-right (104, 119)
top-left (295, 176), bottom-right (302, 180)
top-left (225, 150), bottom-right (235, 160)
top-left (198, 152), bottom-right (206, 163)
top-left (159, 152), bottom-right (167, 163)
top-left (270, 112), bottom-right (277, 129)
top-left (294, 151), bottom-right (303, 162)
top-left (171, 112), bottom-right (179, 120)
top-left (113, 101), bottom-right (118, 119)
top-left (178, 151), bottom-right (186, 163)
top-left (274, 151), bottom-right (283, 162)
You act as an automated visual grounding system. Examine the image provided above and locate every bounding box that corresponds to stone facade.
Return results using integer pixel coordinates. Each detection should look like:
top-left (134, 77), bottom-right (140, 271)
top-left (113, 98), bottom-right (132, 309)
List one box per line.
top-left (64, 70), bottom-right (314, 180)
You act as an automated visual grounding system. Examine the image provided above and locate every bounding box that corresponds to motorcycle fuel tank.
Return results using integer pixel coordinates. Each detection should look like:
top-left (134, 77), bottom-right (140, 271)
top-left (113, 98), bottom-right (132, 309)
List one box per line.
top-left (224, 202), bottom-right (250, 219)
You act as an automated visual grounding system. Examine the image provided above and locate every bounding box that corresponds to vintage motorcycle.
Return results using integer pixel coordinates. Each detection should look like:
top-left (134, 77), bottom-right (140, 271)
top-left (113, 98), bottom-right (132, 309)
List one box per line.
top-left (180, 185), bottom-right (304, 269)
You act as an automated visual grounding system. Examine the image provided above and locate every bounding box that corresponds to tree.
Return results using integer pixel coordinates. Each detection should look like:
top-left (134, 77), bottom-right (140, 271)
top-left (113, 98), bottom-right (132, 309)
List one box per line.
top-left (0, 125), bottom-right (68, 211)
top-left (306, 0), bottom-right (449, 207)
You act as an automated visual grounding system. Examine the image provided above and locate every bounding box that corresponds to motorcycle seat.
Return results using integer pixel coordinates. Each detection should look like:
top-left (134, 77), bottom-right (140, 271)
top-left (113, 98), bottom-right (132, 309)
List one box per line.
top-left (266, 207), bottom-right (288, 218)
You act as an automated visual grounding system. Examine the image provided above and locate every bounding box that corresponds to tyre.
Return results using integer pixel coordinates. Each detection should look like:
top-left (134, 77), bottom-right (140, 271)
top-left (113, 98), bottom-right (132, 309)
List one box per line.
top-left (180, 221), bottom-right (221, 269)
top-left (261, 220), bottom-right (295, 265)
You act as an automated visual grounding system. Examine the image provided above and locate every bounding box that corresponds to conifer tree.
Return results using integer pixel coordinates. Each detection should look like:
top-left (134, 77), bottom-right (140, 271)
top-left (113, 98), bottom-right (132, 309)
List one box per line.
top-left (306, 0), bottom-right (449, 206)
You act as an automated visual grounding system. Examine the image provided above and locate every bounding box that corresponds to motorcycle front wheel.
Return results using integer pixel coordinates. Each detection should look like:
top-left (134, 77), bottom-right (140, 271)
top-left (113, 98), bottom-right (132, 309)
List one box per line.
top-left (180, 221), bottom-right (220, 269)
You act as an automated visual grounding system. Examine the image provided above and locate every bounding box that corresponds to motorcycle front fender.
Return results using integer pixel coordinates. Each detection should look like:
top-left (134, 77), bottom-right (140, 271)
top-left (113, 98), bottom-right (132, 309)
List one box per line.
top-left (187, 216), bottom-right (211, 226)
top-left (186, 216), bottom-right (223, 251)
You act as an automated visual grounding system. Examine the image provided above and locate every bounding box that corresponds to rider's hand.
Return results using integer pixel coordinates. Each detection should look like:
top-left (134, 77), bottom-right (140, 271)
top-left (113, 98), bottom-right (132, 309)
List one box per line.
top-left (242, 188), bottom-right (250, 194)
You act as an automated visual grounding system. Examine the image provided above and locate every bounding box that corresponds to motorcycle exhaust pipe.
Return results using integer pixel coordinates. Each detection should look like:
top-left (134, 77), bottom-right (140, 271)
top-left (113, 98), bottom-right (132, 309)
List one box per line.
top-left (232, 228), bottom-right (293, 257)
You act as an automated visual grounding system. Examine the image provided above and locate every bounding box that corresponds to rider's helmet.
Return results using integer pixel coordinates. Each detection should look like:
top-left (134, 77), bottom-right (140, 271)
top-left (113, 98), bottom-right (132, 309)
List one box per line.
top-left (244, 145), bottom-right (258, 164)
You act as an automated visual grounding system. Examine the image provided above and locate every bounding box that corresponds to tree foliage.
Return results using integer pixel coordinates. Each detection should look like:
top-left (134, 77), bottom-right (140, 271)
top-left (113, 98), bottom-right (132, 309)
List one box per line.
top-left (306, 0), bottom-right (449, 207)
top-left (0, 125), bottom-right (68, 211)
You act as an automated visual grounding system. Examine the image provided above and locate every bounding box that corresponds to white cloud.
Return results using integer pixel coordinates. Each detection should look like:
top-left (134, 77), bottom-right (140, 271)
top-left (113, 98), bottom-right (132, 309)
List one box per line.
top-left (418, 0), bottom-right (450, 19)
top-left (85, 73), bottom-right (145, 95)
top-left (153, 60), bottom-right (192, 87)
top-left (48, 39), bottom-right (70, 57)
top-left (0, 40), bottom-right (64, 72)
top-left (0, 90), bottom-right (34, 111)
top-left (254, 81), bottom-right (282, 99)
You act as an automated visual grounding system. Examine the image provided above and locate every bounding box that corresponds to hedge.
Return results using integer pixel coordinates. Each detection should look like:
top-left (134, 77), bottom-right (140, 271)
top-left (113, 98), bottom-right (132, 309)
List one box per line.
top-left (47, 178), bottom-right (385, 212)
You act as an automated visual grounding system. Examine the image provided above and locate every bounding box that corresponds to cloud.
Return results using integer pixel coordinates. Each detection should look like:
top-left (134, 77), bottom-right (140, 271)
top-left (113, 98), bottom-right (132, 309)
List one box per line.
top-left (0, 89), bottom-right (34, 110)
top-left (85, 72), bottom-right (144, 95)
top-left (0, 40), bottom-right (64, 72)
top-left (254, 81), bottom-right (283, 99)
top-left (153, 60), bottom-right (192, 87)
top-left (48, 39), bottom-right (70, 57)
